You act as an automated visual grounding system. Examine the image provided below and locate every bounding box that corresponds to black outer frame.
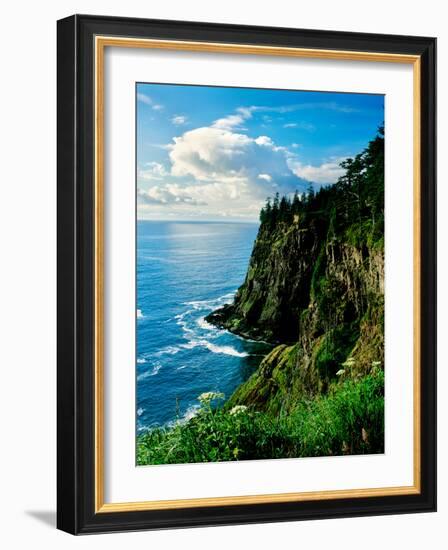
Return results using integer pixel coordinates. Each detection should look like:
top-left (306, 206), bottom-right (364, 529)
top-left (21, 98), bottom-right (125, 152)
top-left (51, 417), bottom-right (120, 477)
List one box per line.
top-left (57, 14), bottom-right (437, 535)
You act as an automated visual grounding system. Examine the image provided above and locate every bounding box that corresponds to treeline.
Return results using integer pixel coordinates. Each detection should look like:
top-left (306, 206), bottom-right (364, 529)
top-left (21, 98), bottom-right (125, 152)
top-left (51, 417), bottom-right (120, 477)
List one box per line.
top-left (259, 188), bottom-right (311, 225)
top-left (259, 127), bottom-right (384, 238)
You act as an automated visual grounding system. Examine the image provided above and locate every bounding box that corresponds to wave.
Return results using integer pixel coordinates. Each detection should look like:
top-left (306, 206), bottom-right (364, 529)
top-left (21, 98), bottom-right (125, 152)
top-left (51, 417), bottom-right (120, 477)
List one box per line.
top-left (179, 341), bottom-right (197, 350)
top-left (162, 403), bottom-right (201, 429)
top-left (183, 291), bottom-right (236, 311)
top-left (137, 407), bottom-right (145, 417)
top-left (154, 345), bottom-right (182, 356)
top-left (174, 311), bottom-right (196, 335)
top-left (136, 309), bottom-right (144, 319)
top-left (138, 345), bottom-right (182, 363)
top-left (175, 292), bottom-right (236, 339)
top-left (196, 316), bottom-right (217, 331)
top-left (181, 339), bottom-right (248, 357)
top-left (137, 362), bottom-right (162, 381)
top-left (205, 342), bottom-right (249, 357)
top-left (181, 404), bottom-right (201, 422)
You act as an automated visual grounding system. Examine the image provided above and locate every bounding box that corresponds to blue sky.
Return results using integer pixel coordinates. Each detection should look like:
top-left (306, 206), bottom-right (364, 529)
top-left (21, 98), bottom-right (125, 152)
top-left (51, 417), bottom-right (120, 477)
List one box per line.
top-left (137, 83), bottom-right (384, 221)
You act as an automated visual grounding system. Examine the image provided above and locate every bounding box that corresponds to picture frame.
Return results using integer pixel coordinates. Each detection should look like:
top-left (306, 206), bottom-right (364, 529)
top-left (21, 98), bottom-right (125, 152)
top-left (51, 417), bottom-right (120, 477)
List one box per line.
top-left (57, 14), bottom-right (436, 534)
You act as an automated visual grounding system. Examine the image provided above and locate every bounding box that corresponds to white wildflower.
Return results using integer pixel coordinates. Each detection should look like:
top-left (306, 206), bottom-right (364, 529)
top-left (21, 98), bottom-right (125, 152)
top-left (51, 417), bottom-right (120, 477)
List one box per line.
top-left (197, 391), bottom-right (225, 405)
top-left (229, 405), bottom-right (248, 415)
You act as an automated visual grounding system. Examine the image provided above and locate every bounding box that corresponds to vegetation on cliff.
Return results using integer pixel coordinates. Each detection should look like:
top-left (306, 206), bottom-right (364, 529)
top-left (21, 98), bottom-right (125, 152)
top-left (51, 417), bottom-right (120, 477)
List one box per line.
top-left (137, 128), bottom-right (385, 464)
top-left (138, 368), bottom-right (384, 465)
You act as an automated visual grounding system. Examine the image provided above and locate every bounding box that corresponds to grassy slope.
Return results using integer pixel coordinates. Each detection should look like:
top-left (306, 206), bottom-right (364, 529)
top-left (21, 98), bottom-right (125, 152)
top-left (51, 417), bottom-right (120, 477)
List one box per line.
top-left (137, 369), bottom-right (384, 465)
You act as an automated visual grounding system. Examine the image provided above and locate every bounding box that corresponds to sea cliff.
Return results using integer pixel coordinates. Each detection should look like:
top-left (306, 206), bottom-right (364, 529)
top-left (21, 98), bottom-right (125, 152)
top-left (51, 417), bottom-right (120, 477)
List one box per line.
top-left (207, 129), bottom-right (385, 415)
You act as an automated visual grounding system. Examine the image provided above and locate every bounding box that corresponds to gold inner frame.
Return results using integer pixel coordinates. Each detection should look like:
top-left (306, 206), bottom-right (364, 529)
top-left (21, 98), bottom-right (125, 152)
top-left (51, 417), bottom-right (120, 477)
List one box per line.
top-left (94, 36), bottom-right (422, 513)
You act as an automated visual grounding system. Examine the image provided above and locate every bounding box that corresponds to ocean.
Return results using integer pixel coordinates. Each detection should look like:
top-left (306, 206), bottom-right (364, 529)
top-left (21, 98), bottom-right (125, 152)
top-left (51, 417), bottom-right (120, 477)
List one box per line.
top-left (136, 220), bottom-right (272, 431)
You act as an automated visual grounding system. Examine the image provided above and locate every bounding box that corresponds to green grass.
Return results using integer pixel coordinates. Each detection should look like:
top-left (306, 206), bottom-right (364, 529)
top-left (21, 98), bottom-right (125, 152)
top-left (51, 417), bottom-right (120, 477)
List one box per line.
top-left (137, 370), bottom-right (384, 465)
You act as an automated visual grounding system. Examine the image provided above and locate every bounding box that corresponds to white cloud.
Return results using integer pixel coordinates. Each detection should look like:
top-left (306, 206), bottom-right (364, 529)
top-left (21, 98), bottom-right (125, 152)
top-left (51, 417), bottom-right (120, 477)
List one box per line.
top-left (168, 127), bottom-right (297, 193)
top-left (260, 101), bottom-right (359, 114)
top-left (197, 101), bottom-right (354, 132)
top-left (185, 100), bottom-right (359, 134)
top-left (136, 103), bottom-right (355, 220)
top-left (169, 127), bottom-right (252, 182)
top-left (138, 162), bottom-right (168, 181)
top-left (138, 124), bottom-right (311, 220)
top-left (212, 114), bottom-right (245, 130)
top-left (138, 186), bottom-right (207, 206)
top-left (137, 92), bottom-right (163, 111)
top-left (215, 102), bottom-right (360, 121)
top-left (211, 106), bottom-right (255, 131)
top-left (254, 135), bottom-right (274, 147)
top-left (137, 92), bottom-right (153, 106)
top-left (283, 121), bottom-right (315, 131)
top-left (288, 158), bottom-right (346, 185)
top-left (171, 115), bottom-right (187, 125)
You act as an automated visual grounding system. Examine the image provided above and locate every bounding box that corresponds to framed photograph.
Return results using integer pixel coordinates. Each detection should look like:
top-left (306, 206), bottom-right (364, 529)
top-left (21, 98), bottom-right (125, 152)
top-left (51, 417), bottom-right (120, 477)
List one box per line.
top-left (57, 14), bottom-right (436, 534)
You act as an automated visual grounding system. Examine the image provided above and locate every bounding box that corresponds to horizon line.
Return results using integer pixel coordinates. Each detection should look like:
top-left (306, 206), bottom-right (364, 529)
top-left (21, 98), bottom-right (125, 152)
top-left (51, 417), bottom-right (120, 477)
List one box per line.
top-left (136, 218), bottom-right (260, 224)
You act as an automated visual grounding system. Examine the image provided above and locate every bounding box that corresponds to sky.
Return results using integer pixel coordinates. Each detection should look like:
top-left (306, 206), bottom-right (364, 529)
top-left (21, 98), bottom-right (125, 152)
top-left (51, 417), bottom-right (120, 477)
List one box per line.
top-left (136, 83), bottom-right (384, 222)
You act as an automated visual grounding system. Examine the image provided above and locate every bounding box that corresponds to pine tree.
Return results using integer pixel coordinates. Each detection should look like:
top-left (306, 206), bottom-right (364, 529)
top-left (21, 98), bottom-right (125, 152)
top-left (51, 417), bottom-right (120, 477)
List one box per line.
top-left (257, 127), bottom-right (384, 235)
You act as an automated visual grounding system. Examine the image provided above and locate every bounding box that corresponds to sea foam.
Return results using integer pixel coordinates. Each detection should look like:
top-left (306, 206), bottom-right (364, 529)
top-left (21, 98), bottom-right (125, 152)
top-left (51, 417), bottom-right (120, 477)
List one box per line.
top-left (196, 316), bottom-right (216, 331)
top-left (184, 291), bottom-right (236, 311)
top-left (180, 339), bottom-right (248, 357)
top-left (137, 363), bottom-right (162, 381)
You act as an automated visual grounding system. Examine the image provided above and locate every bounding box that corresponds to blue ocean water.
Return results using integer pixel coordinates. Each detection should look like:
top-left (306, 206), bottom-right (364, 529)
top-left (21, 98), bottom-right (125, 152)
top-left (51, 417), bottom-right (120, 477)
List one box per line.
top-left (136, 221), bottom-right (272, 431)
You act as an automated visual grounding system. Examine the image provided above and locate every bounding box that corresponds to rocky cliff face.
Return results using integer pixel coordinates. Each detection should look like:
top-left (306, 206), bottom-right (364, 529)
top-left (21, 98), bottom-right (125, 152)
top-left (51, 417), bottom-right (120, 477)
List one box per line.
top-left (206, 218), bottom-right (323, 343)
top-left (206, 131), bottom-right (385, 414)
top-left (218, 226), bottom-right (384, 414)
